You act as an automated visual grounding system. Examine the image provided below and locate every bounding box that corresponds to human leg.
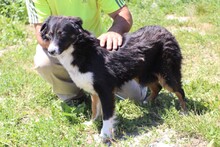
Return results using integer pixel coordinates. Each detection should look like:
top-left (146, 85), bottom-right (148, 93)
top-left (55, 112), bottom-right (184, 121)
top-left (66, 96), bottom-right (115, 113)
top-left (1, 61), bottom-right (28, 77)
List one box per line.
top-left (116, 80), bottom-right (148, 102)
top-left (34, 44), bottom-right (85, 102)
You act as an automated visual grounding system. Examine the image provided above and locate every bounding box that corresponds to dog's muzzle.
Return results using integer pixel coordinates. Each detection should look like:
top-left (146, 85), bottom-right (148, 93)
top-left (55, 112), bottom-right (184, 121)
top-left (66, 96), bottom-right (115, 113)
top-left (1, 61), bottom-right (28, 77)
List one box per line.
top-left (47, 42), bottom-right (60, 56)
top-left (47, 50), bottom-right (55, 55)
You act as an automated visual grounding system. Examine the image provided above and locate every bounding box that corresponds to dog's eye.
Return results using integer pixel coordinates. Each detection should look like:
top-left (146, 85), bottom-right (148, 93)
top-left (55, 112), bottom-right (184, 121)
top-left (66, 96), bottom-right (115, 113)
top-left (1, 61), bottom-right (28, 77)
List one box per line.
top-left (43, 33), bottom-right (51, 40)
top-left (48, 32), bottom-right (53, 37)
top-left (57, 31), bottom-right (66, 37)
top-left (57, 30), bottom-right (62, 36)
top-left (45, 34), bottom-right (50, 38)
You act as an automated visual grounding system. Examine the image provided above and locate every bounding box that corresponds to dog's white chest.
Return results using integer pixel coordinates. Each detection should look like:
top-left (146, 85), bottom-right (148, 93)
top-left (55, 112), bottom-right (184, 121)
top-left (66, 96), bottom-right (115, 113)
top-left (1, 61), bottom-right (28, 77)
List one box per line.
top-left (67, 66), bottom-right (95, 94)
top-left (57, 46), bottom-right (95, 94)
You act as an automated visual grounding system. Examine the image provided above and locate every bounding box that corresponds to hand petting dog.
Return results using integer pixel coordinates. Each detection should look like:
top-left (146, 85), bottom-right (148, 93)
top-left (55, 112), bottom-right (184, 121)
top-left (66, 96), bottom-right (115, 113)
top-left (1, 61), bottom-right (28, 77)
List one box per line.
top-left (98, 31), bottom-right (123, 51)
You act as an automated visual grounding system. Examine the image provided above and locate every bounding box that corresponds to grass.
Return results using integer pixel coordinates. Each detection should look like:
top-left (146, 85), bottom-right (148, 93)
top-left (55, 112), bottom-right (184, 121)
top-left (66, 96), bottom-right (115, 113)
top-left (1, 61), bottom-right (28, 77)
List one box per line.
top-left (0, 0), bottom-right (220, 146)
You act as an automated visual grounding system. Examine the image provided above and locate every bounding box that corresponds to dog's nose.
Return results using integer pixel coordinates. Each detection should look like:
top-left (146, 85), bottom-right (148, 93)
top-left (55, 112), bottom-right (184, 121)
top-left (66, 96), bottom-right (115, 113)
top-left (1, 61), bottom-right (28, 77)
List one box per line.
top-left (48, 50), bottom-right (55, 55)
top-left (48, 42), bottom-right (59, 56)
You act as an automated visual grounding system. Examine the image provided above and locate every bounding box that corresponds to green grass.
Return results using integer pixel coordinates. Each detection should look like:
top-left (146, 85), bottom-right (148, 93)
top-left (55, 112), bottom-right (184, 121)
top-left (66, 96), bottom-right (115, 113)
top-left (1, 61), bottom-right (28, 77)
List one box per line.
top-left (0, 0), bottom-right (220, 146)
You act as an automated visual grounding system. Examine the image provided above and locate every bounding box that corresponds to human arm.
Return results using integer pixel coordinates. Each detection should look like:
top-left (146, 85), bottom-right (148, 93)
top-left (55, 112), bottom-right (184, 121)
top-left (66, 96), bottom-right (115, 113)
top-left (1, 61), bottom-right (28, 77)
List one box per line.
top-left (34, 23), bottom-right (50, 49)
top-left (98, 5), bottom-right (133, 50)
top-left (25, 0), bottom-right (51, 49)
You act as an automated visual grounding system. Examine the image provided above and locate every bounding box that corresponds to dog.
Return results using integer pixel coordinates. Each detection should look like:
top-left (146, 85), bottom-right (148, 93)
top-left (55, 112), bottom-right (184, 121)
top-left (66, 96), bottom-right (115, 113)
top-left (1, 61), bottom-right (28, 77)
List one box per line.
top-left (40, 16), bottom-right (187, 140)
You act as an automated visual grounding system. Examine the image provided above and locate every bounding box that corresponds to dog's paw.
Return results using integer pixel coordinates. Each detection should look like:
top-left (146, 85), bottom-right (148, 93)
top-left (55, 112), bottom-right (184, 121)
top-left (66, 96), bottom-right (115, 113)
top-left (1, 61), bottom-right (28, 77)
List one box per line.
top-left (100, 129), bottom-right (114, 139)
top-left (100, 126), bottom-right (115, 143)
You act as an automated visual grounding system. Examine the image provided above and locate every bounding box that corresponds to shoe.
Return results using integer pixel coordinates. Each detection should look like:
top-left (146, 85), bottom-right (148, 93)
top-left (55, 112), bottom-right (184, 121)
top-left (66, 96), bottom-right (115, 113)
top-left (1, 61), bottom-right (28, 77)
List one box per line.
top-left (57, 92), bottom-right (89, 106)
top-left (64, 96), bottom-right (85, 106)
top-left (64, 93), bottom-right (91, 106)
top-left (140, 86), bottom-right (148, 101)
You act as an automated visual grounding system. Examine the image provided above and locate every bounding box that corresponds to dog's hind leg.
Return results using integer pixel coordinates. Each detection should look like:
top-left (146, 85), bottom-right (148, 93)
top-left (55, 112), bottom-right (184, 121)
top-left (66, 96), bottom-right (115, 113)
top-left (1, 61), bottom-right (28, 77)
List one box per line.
top-left (143, 81), bottom-right (162, 104)
top-left (174, 88), bottom-right (187, 113)
top-left (157, 74), bottom-right (187, 112)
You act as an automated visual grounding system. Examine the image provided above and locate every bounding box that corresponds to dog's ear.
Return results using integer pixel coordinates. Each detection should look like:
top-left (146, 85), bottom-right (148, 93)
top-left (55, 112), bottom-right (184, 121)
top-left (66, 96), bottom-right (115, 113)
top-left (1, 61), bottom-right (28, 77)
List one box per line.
top-left (40, 16), bottom-right (52, 41)
top-left (74, 17), bottom-right (83, 27)
top-left (68, 17), bottom-right (83, 26)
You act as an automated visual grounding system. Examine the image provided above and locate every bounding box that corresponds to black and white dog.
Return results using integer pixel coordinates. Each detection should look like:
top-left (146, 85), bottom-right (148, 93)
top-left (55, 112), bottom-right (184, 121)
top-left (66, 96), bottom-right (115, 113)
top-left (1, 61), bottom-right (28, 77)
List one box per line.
top-left (40, 16), bottom-right (187, 139)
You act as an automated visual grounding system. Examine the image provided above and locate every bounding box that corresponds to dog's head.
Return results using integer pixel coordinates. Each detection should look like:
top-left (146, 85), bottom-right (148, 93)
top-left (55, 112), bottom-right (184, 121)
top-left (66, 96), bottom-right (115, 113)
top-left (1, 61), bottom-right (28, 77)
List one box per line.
top-left (40, 16), bottom-right (83, 56)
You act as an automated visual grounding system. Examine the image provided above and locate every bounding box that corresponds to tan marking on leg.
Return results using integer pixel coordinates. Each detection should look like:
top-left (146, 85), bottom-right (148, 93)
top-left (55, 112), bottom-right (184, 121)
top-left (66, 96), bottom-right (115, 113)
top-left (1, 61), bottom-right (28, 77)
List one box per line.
top-left (157, 74), bottom-right (174, 92)
top-left (91, 94), bottom-right (101, 120)
top-left (157, 74), bottom-right (187, 111)
top-left (147, 82), bottom-right (161, 101)
top-left (175, 92), bottom-right (187, 111)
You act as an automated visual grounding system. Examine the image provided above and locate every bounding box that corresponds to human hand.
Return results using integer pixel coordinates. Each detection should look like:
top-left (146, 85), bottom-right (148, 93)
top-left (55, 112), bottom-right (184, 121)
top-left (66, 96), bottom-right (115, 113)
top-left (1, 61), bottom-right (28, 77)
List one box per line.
top-left (41, 41), bottom-right (50, 49)
top-left (98, 31), bottom-right (122, 51)
top-left (34, 24), bottom-right (50, 49)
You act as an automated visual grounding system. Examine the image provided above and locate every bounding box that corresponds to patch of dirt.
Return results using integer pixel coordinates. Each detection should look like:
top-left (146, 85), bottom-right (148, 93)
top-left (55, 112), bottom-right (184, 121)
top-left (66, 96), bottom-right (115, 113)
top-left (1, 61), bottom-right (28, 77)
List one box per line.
top-left (0, 46), bottom-right (16, 57)
top-left (166, 15), bottom-right (192, 22)
top-left (166, 14), bottom-right (213, 35)
top-left (119, 128), bottom-right (208, 147)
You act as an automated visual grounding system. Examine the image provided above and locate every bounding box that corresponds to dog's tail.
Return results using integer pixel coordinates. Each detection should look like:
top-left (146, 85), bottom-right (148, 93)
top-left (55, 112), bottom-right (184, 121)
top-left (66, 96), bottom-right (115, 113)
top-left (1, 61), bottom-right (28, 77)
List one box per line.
top-left (163, 35), bottom-right (182, 62)
top-left (160, 33), bottom-right (183, 81)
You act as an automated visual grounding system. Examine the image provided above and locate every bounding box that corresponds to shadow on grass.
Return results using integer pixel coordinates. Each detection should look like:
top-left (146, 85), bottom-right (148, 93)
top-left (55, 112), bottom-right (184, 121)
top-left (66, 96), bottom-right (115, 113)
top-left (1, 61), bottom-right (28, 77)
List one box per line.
top-left (153, 92), bottom-right (211, 115)
top-left (114, 92), bottom-right (211, 140)
top-left (60, 91), bottom-right (210, 140)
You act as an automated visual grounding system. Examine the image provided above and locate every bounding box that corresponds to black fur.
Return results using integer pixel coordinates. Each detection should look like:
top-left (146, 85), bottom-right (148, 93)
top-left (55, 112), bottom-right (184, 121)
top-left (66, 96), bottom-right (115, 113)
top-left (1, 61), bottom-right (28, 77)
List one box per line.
top-left (41, 16), bottom-right (187, 136)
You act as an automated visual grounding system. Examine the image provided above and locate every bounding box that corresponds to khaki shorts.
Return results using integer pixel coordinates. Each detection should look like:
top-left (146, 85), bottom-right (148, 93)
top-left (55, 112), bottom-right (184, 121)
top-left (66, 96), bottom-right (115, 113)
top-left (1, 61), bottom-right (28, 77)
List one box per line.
top-left (34, 45), bottom-right (147, 102)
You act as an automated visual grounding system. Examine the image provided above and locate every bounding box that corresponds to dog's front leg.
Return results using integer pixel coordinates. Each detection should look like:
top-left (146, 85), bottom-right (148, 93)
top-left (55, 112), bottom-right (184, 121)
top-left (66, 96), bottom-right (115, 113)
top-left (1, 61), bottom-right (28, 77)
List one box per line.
top-left (101, 114), bottom-right (116, 140)
top-left (98, 92), bottom-right (116, 140)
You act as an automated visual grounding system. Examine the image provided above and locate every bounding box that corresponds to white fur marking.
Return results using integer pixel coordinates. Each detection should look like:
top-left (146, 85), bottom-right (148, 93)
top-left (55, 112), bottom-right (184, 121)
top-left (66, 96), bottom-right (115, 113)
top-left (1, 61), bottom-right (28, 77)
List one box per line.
top-left (100, 115), bottom-right (116, 139)
top-left (48, 41), bottom-right (58, 53)
top-left (57, 45), bottom-right (95, 94)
